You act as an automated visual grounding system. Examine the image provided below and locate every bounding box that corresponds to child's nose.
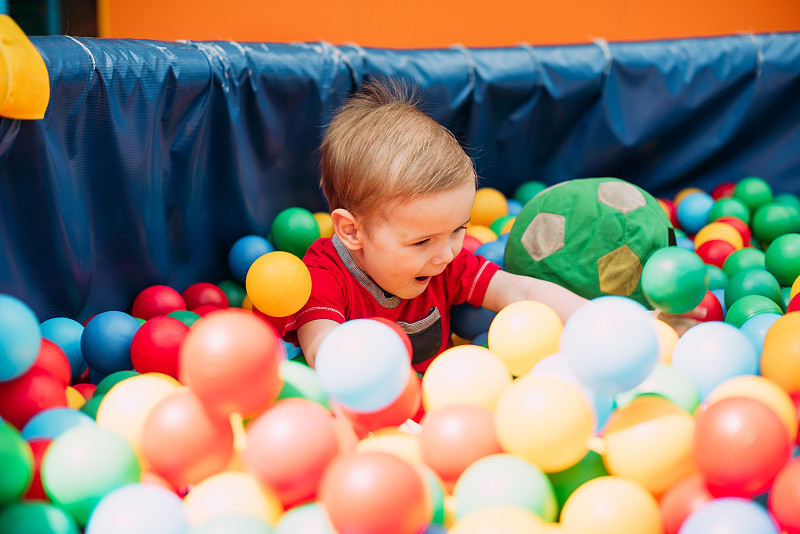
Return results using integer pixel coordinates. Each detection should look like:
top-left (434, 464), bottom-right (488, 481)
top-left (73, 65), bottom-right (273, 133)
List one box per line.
top-left (432, 243), bottom-right (456, 265)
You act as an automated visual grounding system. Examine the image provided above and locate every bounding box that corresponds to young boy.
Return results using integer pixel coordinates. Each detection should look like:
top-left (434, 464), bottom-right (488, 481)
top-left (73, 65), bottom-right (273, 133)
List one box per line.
top-left (279, 78), bottom-right (589, 372)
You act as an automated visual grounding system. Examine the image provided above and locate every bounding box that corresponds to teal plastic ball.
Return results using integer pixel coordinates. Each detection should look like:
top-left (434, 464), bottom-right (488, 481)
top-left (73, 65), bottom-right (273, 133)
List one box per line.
top-left (723, 268), bottom-right (781, 309)
top-left (724, 294), bottom-right (783, 328)
top-left (269, 207), bottom-right (320, 258)
top-left (733, 176), bottom-right (773, 213)
top-left (642, 247), bottom-right (709, 314)
top-left (765, 233), bottom-right (800, 286)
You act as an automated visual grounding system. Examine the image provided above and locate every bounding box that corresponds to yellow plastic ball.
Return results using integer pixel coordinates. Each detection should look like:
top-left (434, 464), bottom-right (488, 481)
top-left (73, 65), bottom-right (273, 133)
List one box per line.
top-left (357, 428), bottom-right (423, 466)
top-left (183, 471), bottom-right (283, 525)
top-left (602, 396), bottom-right (696, 497)
top-left (245, 251), bottom-right (312, 317)
top-left (694, 221), bottom-right (744, 250)
top-left (488, 301), bottom-right (562, 376)
top-left (653, 318), bottom-right (679, 364)
top-left (65, 386), bottom-right (86, 409)
top-left (791, 273), bottom-right (800, 299)
top-left (560, 476), bottom-right (663, 534)
top-left (313, 211), bottom-right (334, 238)
top-left (465, 224), bottom-right (498, 244)
top-left (448, 506), bottom-right (554, 534)
top-left (706, 374), bottom-right (798, 442)
top-left (421, 345), bottom-right (511, 412)
top-left (494, 376), bottom-right (594, 472)
top-left (760, 312), bottom-right (800, 393)
top-left (674, 187), bottom-right (705, 207)
top-left (471, 187), bottom-right (508, 228)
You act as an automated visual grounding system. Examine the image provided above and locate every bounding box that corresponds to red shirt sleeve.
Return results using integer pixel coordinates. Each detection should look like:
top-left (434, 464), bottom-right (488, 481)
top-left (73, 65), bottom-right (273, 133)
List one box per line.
top-left (445, 248), bottom-right (501, 307)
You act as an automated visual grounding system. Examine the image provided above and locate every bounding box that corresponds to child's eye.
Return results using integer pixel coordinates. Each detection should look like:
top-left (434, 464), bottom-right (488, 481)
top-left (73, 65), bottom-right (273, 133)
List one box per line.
top-left (412, 239), bottom-right (430, 247)
top-left (454, 226), bottom-right (467, 234)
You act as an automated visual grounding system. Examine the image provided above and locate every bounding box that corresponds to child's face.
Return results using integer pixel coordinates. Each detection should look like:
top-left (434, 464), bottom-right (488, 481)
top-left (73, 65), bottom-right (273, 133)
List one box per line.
top-left (354, 182), bottom-right (476, 300)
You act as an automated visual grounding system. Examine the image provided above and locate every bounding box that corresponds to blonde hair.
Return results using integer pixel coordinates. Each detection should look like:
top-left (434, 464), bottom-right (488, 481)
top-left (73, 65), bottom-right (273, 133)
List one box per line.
top-left (319, 78), bottom-right (477, 222)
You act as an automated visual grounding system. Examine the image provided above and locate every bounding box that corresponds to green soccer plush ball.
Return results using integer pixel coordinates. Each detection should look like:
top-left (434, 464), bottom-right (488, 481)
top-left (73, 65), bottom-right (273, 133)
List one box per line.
top-left (504, 177), bottom-right (675, 307)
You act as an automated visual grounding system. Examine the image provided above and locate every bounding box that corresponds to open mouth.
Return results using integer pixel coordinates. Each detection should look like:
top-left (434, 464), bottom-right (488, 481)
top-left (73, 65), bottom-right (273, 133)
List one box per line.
top-left (415, 276), bottom-right (431, 283)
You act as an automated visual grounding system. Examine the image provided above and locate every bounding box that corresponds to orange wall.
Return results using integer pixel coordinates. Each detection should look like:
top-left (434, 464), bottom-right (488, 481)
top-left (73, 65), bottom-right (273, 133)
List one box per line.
top-left (100, 0), bottom-right (799, 47)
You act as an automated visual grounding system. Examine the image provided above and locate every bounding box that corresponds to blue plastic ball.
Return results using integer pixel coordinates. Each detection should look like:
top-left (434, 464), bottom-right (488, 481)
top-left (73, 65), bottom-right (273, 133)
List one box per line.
top-left (40, 317), bottom-right (87, 380)
top-left (450, 302), bottom-right (496, 341)
top-left (86, 483), bottom-right (188, 534)
top-left (80, 311), bottom-right (141, 376)
top-left (228, 235), bottom-right (274, 285)
top-left (677, 191), bottom-right (715, 235)
top-left (739, 312), bottom-right (781, 360)
top-left (0, 294), bottom-right (42, 381)
top-left (506, 199), bottom-right (523, 216)
top-left (21, 407), bottom-right (95, 441)
top-left (679, 497), bottom-right (780, 534)
top-left (474, 240), bottom-right (506, 269)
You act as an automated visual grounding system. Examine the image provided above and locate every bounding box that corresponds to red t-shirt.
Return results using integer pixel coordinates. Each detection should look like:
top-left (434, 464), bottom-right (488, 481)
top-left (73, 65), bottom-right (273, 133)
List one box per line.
top-left (272, 236), bottom-right (500, 373)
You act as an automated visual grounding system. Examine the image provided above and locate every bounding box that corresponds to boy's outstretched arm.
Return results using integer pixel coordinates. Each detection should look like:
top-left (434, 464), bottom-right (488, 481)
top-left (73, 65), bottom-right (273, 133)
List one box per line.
top-left (296, 318), bottom-right (340, 369)
top-left (481, 270), bottom-right (589, 323)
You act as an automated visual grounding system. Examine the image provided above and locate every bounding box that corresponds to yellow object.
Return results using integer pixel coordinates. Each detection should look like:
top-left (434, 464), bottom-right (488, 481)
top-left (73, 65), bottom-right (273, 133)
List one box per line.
top-left (0, 15), bottom-right (50, 119)
top-left (790, 274), bottom-right (800, 300)
top-left (313, 211), bottom-right (334, 238)
top-left (560, 476), bottom-right (663, 534)
top-left (245, 251), bottom-right (312, 317)
top-left (488, 300), bottom-right (562, 376)
top-left (602, 396), bottom-right (697, 497)
top-left (673, 187), bottom-right (704, 207)
top-left (183, 471), bottom-right (284, 525)
top-left (421, 345), bottom-right (511, 412)
top-left (465, 224), bottom-right (498, 244)
top-left (471, 187), bottom-right (508, 228)
top-left (653, 318), bottom-right (679, 364)
top-left (494, 376), bottom-right (594, 473)
top-left (706, 374), bottom-right (798, 442)
top-left (357, 428), bottom-right (423, 466)
top-left (448, 506), bottom-right (554, 533)
top-left (694, 221), bottom-right (744, 250)
top-left (65, 386), bottom-right (86, 409)
top-left (760, 312), bottom-right (800, 393)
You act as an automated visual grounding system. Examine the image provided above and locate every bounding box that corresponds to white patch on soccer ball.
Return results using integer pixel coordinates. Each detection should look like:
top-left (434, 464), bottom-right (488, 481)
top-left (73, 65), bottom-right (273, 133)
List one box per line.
top-left (521, 212), bottom-right (565, 261)
top-left (597, 181), bottom-right (646, 214)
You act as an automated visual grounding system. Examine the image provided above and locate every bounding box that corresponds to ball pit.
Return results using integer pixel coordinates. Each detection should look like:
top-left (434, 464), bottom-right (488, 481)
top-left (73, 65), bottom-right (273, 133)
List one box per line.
top-left (4, 178), bottom-right (800, 533)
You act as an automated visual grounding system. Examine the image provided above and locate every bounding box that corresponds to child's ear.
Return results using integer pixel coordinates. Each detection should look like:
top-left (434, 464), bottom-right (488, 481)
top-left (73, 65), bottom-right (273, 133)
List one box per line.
top-left (331, 208), bottom-right (363, 250)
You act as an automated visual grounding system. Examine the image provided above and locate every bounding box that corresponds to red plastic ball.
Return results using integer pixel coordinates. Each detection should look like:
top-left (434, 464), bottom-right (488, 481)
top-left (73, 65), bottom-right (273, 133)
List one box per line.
top-left (188, 304), bottom-right (223, 316)
top-left (131, 285), bottom-right (187, 320)
top-left (130, 316), bottom-right (190, 379)
top-left (24, 438), bottom-right (52, 501)
top-left (659, 472), bottom-right (714, 534)
top-left (369, 317), bottom-right (413, 361)
top-left (716, 215), bottom-right (752, 247)
top-left (786, 292), bottom-right (800, 314)
top-left (0, 367), bottom-right (67, 429)
top-left (72, 383), bottom-right (96, 401)
top-left (711, 182), bottom-right (737, 199)
top-left (770, 459), bottom-right (800, 534)
top-left (694, 239), bottom-right (736, 269)
top-left (339, 372), bottom-right (422, 436)
top-left (181, 282), bottom-right (229, 311)
top-left (32, 339), bottom-right (72, 388)
top-left (684, 290), bottom-right (725, 322)
top-left (462, 234), bottom-right (482, 254)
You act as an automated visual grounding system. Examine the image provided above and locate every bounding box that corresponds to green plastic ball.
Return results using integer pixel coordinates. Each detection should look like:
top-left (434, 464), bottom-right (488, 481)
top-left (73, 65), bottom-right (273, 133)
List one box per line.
top-left (216, 279), bottom-right (247, 308)
top-left (733, 176), bottom-right (773, 213)
top-left (489, 214), bottom-right (516, 236)
top-left (92, 370), bottom-right (139, 398)
top-left (78, 395), bottom-right (103, 420)
top-left (514, 180), bottom-right (547, 205)
top-left (0, 501), bottom-right (80, 534)
top-left (642, 246), bottom-right (709, 314)
top-left (724, 294), bottom-right (783, 328)
top-left (723, 247), bottom-right (766, 278)
top-left (0, 423), bottom-right (34, 506)
top-left (270, 207), bottom-right (320, 259)
top-left (166, 309), bottom-right (202, 327)
top-left (274, 359), bottom-right (331, 409)
top-left (723, 268), bottom-right (782, 309)
top-left (765, 233), bottom-right (800, 287)
top-left (707, 197), bottom-right (751, 225)
top-left (780, 286), bottom-right (793, 313)
top-left (706, 265), bottom-right (728, 290)
top-left (42, 425), bottom-right (142, 526)
top-left (614, 363), bottom-right (700, 414)
top-left (751, 201), bottom-right (800, 245)
top-left (774, 192), bottom-right (800, 211)
top-left (546, 450), bottom-right (608, 514)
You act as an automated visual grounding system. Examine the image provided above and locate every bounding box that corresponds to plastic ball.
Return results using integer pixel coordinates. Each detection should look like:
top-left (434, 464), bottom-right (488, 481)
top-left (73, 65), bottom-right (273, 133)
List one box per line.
top-left (274, 359), bottom-right (329, 408)
top-left (724, 267), bottom-right (781, 309)
top-left (615, 362), bottom-right (700, 414)
top-left (80, 311), bottom-right (140, 376)
top-left (514, 180), bottom-right (547, 205)
top-left (269, 206), bottom-right (320, 258)
top-left (453, 453), bottom-right (557, 522)
top-left (487, 300), bottom-right (562, 376)
top-left (85, 482), bottom-right (188, 534)
top-left (674, 187), bottom-right (705, 206)
top-left (769, 459), bottom-right (800, 534)
top-left (315, 319), bottom-right (410, 412)
top-left (724, 294), bottom-right (783, 328)
top-left (641, 246), bottom-right (708, 314)
top-left (694, 221), bottom-right (744, 250)
top-left (275, 502), bottom-right (336, 534)
top-left (179, 308), bottom-right (284, 417)
top-left (461, 233), bottom-right (482, 253)
top-left (217, 279), bottom-right (247, 308)
top-left (23, 438), bottom-right (50, 500)
top-left (506, 198), bottom-right (524, 216)
top-left (471, 187), bottom-right (508, 227)
top-left (734, 176), bottom-right (773, 213)
top-left (559, 476), bottom-right (663, 534)
top-left (723, 247), bottom-right (766, 278)
top-left (676, 191), bottom-right (714, 235)
top-left (658, 473), bottom-right (714, 534)
top-left (760, 312), bottom-right (800, 392)
top-left (338, 371), bottom-right (421, 435)
top-left (188, 514), bottom-right (275, 534)
top-left (707, 196), bottom-right (751, 224)
top-left (33, 339), bottom-right (72, 387)
top-left (693, 396), bottom-right (791, 497)
top-left (494, 375), bottom-right (594, 472)
top-left (355, 428), bottom-right (422, 466)
top-left (474, 239), bottom-right (505, 268)
top-left (765, 233), bottom-right (800, 286)
top-left (419, 403), bottom-right (502, 487)
top-left (450, 302), bottom-right (496, 341)
top-left (560, 296), bottom-right (659, 395)
top-left (464, 224), bottom-right (498, 245)
top-left (739, 312), bottom-right (781, 358)
top-left (245, 251), bottom-right (312, 317)
top-left (0, 422), bottom-right (34, 506)
top-left (489, 214), bottom-right (515, 237)
top-left (228, 235), bottom-right (275, 285)
top-left (421, 345), bottom-right (511, 412)
top-left (711, 181), bottom-right (737, 199)
top-left (130, 285), bottom-right (186, 320)
top-left (0, 501), bottom-right (80, 534)
top-left (602, 396), bottom-right (696, 497)
top-left (546, 449), bottom-right (608, 514)
top-left (706, 264), bottom-right (728, 290)
top-left (21, 407), bottom-right (94, 441)
top-left (96, 373), bottom-right (180, 460)
top-left (313, 211), bottom-right (334, 239)
top-left (694, 239), bottom-right (736, 269)
top-left (449, 506), bottom-right (553, 533)
top-left (182, 282), bottom-right (229, 311)
top-left (130, 316), bottom-right (189, 378)
top-left (752, 201), bottom-right (800, 244)
top-left (42, 424), bottom-right (141, 526)
top-left (244, 398), bottom-right (340, 508)
top-left (0, 366), bottom-right (67, 429)
top-left (166, 309), bottom-right (202, 327)
top-left (670, 321), bottom-right (758, 400)
top-left (0, 294), bottom-right (42, 381)
top-left (680, 497), bottom-right (781, 534)
top-left (706, 374), bottom-right (798, 443)
top-left (318, 451), bottom-right (431, 534)
top-left (182, 471), bottom-right (283, 526)
top-left (40, 317), bottom-right (86, 380)
top-left (684, 289), bottom-right (725, 323)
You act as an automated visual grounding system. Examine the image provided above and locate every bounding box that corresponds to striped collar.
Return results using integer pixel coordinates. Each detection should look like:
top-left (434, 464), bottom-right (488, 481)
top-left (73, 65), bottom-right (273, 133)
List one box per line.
top-left (332, 235), bottom-right (402, 309)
